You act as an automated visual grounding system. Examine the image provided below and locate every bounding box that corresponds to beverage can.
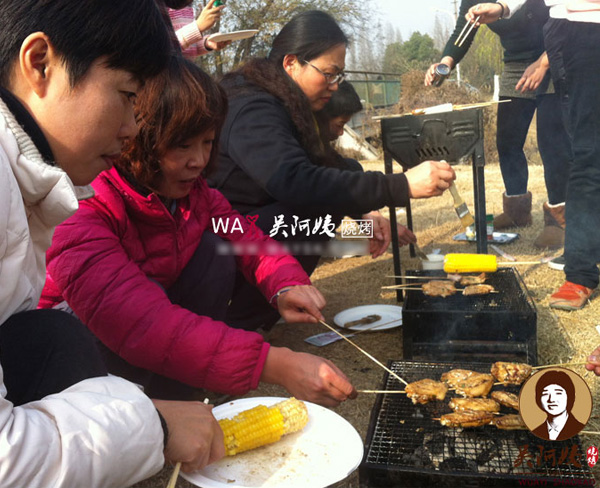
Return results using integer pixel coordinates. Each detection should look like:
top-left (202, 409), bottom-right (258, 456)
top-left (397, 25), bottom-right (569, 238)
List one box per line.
top-left (432, 63), bottom-right (450, 87)
top-left (486, 214), bottom-right (494, 240)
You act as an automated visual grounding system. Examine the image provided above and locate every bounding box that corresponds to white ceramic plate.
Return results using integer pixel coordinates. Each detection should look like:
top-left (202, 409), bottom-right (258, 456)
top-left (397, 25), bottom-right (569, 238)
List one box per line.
top-left (181, 397), bottom-right (363, 488)
top-left (333, 304), bottom-right (402, 331)
top-left (207, 30), bottom-right (259, 43)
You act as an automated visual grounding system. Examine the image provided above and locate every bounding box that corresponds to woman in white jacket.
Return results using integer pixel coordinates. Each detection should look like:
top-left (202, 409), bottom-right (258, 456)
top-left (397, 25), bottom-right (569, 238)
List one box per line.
top-left (0, 1), bottom-right (224, 486)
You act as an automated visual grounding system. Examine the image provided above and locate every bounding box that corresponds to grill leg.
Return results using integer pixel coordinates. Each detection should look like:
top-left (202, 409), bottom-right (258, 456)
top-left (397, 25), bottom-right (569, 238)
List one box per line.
top-left (384, 151), bottom-right (403, 302)
top-left (472, 134), bottom-right (487, 254)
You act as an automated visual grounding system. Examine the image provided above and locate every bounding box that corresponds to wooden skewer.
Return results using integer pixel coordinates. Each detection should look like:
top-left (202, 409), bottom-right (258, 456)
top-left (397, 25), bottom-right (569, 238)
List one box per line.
top-left (317, 319), bottom-right (409, 386)
top-left (359, 390), bottom-right (406, 394)
top-left (454, 17), bottom-right (472, 46)
top-left (532, 361), bottom-right (588, 370)
top-left (381, 285), bottom-right (499, 294)
top-left (457, 16), bottom-right (480, 47)
top-left (581, 431), bottom-right (600, 435)
top-left (386, 275), bottom-right (446, 279)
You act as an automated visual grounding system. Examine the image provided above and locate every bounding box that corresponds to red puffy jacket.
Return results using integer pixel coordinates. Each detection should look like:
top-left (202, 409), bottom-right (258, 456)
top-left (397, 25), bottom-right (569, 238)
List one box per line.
top-left (40, 168), bottom-right (310, 394)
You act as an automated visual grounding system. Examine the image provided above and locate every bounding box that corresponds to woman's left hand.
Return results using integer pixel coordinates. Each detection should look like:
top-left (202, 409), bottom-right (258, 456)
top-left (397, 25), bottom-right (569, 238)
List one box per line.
top-left (196, 0), bottom-right (225, 33)
top-left (364, 211), bottom-right (416, 258)
top-left (276, 285), bottom-right (326, 323)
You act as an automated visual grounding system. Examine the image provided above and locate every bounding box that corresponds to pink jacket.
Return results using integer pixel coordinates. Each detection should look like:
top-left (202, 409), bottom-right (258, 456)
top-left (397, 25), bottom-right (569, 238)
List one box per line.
top-left (40, 168), bottom-right (310, 394)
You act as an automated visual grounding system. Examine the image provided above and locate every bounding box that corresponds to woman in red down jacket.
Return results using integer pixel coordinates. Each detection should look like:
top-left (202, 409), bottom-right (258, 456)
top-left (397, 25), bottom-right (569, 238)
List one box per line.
top-left (40, 56), bottom-right (356, 407)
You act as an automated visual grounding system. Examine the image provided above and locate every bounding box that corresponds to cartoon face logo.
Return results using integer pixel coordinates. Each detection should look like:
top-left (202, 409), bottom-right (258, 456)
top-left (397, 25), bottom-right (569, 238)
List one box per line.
top-left (520, 367), bottom-right (592, 442)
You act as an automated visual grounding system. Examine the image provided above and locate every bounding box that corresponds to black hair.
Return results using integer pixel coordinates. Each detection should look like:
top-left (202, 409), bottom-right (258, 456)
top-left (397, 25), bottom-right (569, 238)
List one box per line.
top-left (0, 0), bottom-right (172, 88)
top-left (163, 0), bottom-right (193, 8)
top-left (267, 10), bottom-right (348, 67)
top-left (535, 370), bottom-right (576, 413)
top-left (320, 81), bottom-right (362, 119)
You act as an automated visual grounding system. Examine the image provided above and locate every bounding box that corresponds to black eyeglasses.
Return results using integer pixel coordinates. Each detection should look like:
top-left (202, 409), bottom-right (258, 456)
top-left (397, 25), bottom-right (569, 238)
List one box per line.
top-left (301, 60), bottom-right (346, 85)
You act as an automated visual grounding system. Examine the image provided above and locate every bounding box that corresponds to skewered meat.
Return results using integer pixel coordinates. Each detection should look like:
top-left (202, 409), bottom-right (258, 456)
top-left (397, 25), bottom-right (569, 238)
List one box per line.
top-left (344, 314), bottom-right (381, 328)
top-left (405, 379), bottom-right (448, 404)
top-left (462, 284), bottom-right (496, 295)
top-left (439, 411), bottom-right (494, 428)
top-left (441, 369), bottom-right (494, 398)
top-left (491, 391), bottom-right (519, 410)
top-left (491, 361), bottom-right (532, 385)
top-left (446, 273), bottom-right (462, 282)
top-left (492, 414), bottom-right (527, 430)
top-left (459, 273), bottom-right (487, 286)
top-left (449, 397), bottom-right (500, 413)
top-left (422, 280), bottom-right (456, 297)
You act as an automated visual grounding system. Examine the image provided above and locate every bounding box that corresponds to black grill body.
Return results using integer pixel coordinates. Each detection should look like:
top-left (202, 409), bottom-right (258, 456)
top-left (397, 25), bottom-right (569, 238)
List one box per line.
top-left (381, 109), bottom-right (487, 301)
top-left (359, 360), bottom-right (594, 487)
top-left (402, 268), bottom-right (537, 365)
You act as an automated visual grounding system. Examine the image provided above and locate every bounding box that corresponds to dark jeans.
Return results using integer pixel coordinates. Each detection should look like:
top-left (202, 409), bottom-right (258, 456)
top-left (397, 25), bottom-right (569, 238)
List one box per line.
top-left (497, 93), bottom-right (571, 203)
top-left (0, 309), bottom-right (107, 406)
top-left (544, 19), bottom-right (600, 289)
top-left (225, 202), bottom-right (344, 331)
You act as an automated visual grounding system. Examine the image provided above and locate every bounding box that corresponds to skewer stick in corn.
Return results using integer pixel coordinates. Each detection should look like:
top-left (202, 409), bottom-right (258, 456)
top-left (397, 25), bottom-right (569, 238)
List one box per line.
top-left (219, 398), bottom-right (308, 456)
top-left (317, 319), bottom-right (409, 386)
top-left (443, 253), bottom-right (541, 273)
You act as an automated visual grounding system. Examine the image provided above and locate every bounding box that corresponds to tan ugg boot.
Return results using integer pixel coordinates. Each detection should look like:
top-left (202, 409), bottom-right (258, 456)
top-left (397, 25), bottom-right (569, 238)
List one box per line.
top-left (534, 202), bottom-right (565, 249)
top-left (493, 192), bottom-right (533, 230)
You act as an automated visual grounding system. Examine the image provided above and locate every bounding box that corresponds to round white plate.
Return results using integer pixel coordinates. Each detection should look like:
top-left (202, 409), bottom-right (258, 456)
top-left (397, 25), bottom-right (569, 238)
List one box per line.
top-left (333, 304), bottom-right (402, 331)
top-left (207, 30), bottom-right (259, 43)
top-left (181, 397), bottom-right (363, 488)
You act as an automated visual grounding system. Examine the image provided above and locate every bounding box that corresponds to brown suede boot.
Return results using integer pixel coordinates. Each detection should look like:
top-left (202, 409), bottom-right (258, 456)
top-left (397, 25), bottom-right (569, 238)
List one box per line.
top-left (493, 192), bottom-right (533, 230)
top-left (534, 202), bottom-right (565, 249)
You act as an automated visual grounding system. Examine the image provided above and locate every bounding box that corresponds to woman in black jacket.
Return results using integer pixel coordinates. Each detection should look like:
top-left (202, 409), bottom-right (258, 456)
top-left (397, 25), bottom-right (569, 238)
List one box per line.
top-left (209, 10), bottom-right (455, 330)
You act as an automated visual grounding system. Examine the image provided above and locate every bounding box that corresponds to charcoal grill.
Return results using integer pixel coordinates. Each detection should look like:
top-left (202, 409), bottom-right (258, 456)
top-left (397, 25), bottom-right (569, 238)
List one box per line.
top-left (380, 109), bottom-right (487, 301)
top-left (360, 360), bottom-right (595, 487)
top-left (402, 268), bottom-right (537, 365)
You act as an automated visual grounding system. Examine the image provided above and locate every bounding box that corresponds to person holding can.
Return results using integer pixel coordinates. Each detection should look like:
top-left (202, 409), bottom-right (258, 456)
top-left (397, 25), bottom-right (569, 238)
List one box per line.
top-left (425, 0), bottom-right (572, 251)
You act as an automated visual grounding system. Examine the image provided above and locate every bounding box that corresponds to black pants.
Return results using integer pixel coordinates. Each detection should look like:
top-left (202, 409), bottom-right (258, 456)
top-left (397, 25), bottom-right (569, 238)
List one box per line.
top-left (496, 93), bottom-right (571, 203)
top-left (545, 18), bottom-right (600, 289)
top-left (0, 309), bottom-right (107, 406)
top-left (225, 202), bottom-right (344, 331)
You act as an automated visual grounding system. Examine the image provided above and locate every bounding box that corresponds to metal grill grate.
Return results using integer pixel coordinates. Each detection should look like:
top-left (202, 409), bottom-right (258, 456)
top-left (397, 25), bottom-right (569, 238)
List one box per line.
top-left (403, 268), bottom-right (534, 314)
top-left (360, 360), bottom-right (594, 487)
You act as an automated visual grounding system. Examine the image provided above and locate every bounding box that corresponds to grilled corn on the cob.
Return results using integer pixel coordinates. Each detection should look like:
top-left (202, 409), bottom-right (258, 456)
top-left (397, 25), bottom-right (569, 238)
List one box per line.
top-left (219, 397), bottom-right (308, 456)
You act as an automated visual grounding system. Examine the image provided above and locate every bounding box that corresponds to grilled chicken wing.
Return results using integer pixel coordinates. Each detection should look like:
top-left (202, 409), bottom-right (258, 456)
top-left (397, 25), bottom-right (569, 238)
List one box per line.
top-left (491, 391), bottom-right (519, 410)
top-left (421, 280), bottom-right (457, 297)
top-left (449, 397), bottom-right (500, 413)
top-left (493, 414), bottom-right (527, 430)
top-left (439, 411), bottom-right (495, 428)
top-left (405, 379), bottom-right (448, 404)
top-left (490, 362), bottom-right (532, 385)
top-left (459, 273), bottom-right (487, 286)
top-left (462, 284), bottom-right (496, 295)
top-left (441, 369), bottom-right (494, 398)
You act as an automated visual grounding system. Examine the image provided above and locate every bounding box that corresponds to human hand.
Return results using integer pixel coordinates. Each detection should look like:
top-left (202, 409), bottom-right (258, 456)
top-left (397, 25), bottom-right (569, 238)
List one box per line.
top-left (466, 2), bottom-right (506, 25)
top-left (196, 0), bottom-right (225, 33)
top-left (153, 399), bottom-right (225, 473)
top-left (277, 285), bottom-right (326, 324)
top-left (405, 160), bottom-right (456, 198)
top-left (261, 347), bottom-right (357, 407)
top-left (205, 39), bottom-right (232, 51)
top-left (585, 346), bottom-right (600, 376)
top-left (515, 53), bottom-right (549, 93)
top-left (424, 57), bottom-right (455, 86)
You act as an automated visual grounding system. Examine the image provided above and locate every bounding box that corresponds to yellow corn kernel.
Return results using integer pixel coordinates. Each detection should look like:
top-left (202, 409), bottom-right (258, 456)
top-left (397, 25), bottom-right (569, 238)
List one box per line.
top-left (219, 398), bottom-right (308, 456)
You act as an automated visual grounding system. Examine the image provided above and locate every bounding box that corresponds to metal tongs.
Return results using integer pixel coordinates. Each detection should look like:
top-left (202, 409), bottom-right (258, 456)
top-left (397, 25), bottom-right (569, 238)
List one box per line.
top-left (454, 15), bottom-right (480, 48)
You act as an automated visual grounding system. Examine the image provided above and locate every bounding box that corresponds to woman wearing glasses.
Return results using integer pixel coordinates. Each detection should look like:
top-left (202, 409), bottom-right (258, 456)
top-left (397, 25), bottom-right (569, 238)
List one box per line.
top-left (209, 10), bottom-right (455, 330)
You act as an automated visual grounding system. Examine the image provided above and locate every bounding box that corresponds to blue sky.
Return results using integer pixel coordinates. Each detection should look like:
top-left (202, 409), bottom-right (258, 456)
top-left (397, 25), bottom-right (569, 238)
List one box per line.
top-left (371, 0), bottom-right (461, 39)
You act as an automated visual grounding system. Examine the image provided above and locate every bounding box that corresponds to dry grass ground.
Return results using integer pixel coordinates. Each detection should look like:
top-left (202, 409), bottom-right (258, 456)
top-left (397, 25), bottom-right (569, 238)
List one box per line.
top-left (136, 160), bottom-right (600, 488)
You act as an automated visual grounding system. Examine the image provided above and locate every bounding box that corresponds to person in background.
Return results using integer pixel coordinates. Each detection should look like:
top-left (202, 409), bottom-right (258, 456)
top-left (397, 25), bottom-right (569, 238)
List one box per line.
top-left (0, 0), bottom-right (224, 485)
top-left (465, 0), bottom-right (600, 310)
top-left (41, 55), bottom-right (357, 408)
top-left (169, 0), bottom-right (230, 57)
top-left (209, 10), bottom-right (454, 330)
top-left (426, 0), bottom-right (572, 250)
top-left (315, 80), bottom-right (417, 259)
